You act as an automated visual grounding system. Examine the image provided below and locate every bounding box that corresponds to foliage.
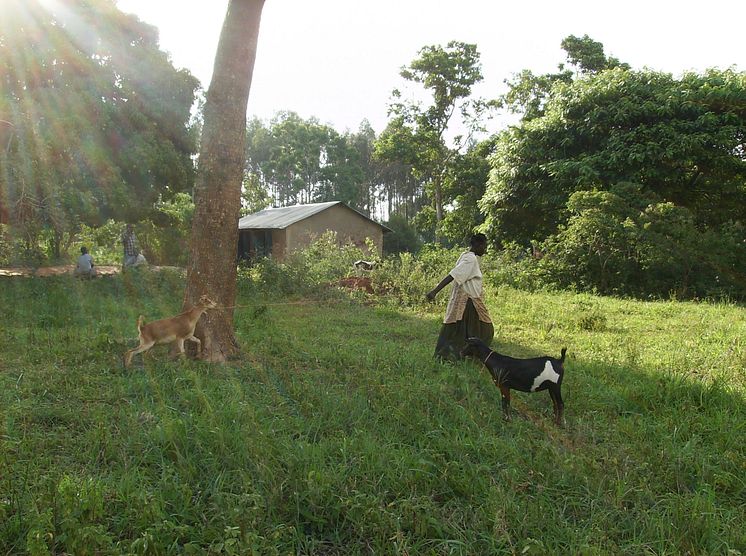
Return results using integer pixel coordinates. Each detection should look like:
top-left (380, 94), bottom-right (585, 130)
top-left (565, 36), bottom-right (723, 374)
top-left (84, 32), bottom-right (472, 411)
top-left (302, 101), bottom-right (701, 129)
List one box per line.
top-left (372, 117), bottom-right (426, 219)
top-left (382, 213), bottom-right (422, 254)
top-left (375, 41), bottom-right (488, 240)
top-left (239, 231), bottom-right (373, 297)
top-left (245, 112), bottom-right (330, 206)
top-left (0, 224), bottom-right (10, 265)
top-left (317, 120), bottom-right (378, 212)
top-left (69, 200), bottom-right (194, 267)
top-left (241, 171), bottom-right (272, 216)
top-left (149, 192), bottom-right (194, 265)
top-left (245, 114), bottom-right (378, 214)
top-left (1, 269), bottom-right (745, 553)
top-left (488, 185), bottom-right (746, 301)
top-left (371, 243), bottom-right (462, 308)
top-left (560, 34), bottom-right (629, 74)
top-left (498, 34), bottom-right (628, 121)
top-left (480, 35), bottom-right (746, 301)
top-left (482, 67), bottom-right (746, 245)
top-left (73, 220), bottom-right (123, 265)
top-left (0, 222), bottom-right (45, 266)
top-left (0, 0), bottom-right (199, 236)
top-left (437, 139), bottom-right (493, 245)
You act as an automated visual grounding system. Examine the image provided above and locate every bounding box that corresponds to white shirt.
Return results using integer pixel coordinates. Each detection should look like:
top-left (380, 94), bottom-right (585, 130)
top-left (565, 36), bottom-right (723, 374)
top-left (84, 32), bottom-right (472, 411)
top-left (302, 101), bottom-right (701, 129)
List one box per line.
top-left (448, 251), bottom-right (483, 299)
top-left (77, 253), bottom-right (93, 272)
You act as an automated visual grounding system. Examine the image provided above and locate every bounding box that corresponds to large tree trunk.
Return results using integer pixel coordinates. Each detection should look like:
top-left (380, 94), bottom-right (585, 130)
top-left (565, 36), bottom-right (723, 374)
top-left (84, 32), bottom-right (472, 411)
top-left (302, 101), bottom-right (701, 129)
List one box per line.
top-left (183, 0), bottom-right (265, 362)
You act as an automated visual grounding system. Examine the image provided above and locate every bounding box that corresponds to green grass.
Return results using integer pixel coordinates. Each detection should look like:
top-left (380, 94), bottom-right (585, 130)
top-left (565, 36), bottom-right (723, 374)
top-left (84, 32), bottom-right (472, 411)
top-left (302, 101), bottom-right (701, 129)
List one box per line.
top-left (1, 272), bottom-right (744, 554)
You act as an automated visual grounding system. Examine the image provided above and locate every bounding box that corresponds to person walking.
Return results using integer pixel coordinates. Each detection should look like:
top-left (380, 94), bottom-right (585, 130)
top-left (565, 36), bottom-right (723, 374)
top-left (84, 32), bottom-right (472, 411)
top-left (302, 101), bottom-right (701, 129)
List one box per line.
top-left (426, 233), bottom-right (494, 361)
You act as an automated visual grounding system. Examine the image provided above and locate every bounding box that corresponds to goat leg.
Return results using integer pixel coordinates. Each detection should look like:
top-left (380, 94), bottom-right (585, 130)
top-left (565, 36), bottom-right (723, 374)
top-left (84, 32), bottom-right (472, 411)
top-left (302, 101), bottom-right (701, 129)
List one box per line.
top-left (549, 386), bottom-right (564, 426)
top-left (124, 341), bottom-right (154, 368)
top-left (498, 384), bottom-right (512, 421)
top-left (174, 338), bottom-right (186, 358)
top-left (188, 335), bottom-right (202, 358)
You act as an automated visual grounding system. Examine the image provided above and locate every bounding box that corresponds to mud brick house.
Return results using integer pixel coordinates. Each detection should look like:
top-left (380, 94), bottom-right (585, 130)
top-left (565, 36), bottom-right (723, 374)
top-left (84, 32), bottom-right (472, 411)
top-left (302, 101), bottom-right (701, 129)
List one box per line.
top-left (237, 201), bottom-right (389, 260)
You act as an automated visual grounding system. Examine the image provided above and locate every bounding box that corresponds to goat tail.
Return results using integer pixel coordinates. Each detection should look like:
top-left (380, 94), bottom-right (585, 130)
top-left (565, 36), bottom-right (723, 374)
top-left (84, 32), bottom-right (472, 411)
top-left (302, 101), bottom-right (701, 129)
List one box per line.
top-left (136, 315), bottom-right (145, 331)
top-left (560, 347), bottom-right (567, 362)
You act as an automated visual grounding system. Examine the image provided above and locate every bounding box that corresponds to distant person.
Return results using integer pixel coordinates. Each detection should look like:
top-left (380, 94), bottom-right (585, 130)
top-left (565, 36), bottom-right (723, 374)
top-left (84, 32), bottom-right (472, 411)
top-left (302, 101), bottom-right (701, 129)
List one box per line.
top-left (74, 246), bottom-right (97, 278)
top-left (426, 233), bottom-right (494, 361)
top-left (121, 223), bottom-right (147, 268)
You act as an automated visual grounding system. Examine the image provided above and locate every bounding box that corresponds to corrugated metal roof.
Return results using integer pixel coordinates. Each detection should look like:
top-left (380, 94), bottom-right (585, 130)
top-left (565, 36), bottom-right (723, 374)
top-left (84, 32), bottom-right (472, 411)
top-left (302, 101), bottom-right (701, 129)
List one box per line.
top-left (238, 201), bottom-right (391, 232)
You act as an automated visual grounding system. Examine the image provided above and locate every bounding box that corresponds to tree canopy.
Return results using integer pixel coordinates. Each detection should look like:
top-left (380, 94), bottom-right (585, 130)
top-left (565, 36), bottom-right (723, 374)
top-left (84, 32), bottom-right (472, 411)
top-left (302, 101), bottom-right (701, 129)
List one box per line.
top-left (244, 113), bottom-right (379, 214)
top-left (0, 0), bottom-right (198, 255)
top-left (2, 8), bottom-right (744, 300)
top-left (374, 41), bottom-right (487, 241)
top-left (481, 67), bottom-right (746, 244)
top-left (481, 38), bottom-right (746, 299)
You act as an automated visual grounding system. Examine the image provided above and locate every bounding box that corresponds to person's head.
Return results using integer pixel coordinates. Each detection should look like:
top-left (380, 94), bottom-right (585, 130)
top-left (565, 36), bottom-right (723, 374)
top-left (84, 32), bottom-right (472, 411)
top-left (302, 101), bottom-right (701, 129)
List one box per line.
top-left (80, 246), bottom-right (88, 255)
top-left (125, 223), bottom-right (134, 233)
top-left (470, 233), bottom-right (488, 256)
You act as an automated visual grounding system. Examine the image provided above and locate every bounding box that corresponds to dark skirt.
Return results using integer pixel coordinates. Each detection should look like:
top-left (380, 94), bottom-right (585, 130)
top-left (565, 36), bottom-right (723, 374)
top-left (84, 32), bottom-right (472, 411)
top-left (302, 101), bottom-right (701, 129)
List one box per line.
top-left (434, 299), bottom-right (494, 361)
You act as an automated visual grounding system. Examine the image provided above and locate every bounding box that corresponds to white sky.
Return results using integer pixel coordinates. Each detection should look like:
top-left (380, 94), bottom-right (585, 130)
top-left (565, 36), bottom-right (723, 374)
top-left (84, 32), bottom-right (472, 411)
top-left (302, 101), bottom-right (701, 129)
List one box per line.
top-left (116, 0), bottom-right (745, 135)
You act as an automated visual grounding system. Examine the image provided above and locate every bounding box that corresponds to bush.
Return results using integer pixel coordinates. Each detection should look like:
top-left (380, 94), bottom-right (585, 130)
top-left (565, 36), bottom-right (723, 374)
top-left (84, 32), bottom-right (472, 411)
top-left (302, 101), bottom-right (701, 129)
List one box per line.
top-left (142, 193), bottom-right (194, 265)
top-left (236, 234), bottom-right (483, 310)
top-left (2, 192), bottom-right (194, 268)
top-left (0, 225), bottom-right (46, 266)
top-left (74, 209), bottom-right (193, 267)
top-left (483, 242), bottom-right (546, 292)
top-left (74, 220), bottom-right (123, 265)
top-left (371, 243), bottom-right (478, 308)
top-left (491, 187), bottom-right (746, 302)
top-left (382, 213), bottom-right (422, 254)
top-left (0, 224), bottom-right (13, 266)
top-left (238, 231), bottom-right (373, 297)
top-left (635, 205), bottom-right (746, 300)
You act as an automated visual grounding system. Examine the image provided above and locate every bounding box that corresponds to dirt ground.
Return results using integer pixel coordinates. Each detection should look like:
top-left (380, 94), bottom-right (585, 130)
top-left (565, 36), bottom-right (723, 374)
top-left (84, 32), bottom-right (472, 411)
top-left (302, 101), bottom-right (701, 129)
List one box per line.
top-left (0, 265), bottom-right (181, 277)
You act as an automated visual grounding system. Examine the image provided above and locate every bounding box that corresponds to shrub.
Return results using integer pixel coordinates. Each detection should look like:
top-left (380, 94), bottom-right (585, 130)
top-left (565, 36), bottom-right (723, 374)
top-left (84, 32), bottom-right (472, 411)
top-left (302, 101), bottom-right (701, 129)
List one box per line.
top-left (483, 242), bottom-right (546, 292)
top-left (578, 309), bottom-right (608, 331)
top-left (0, 224), bottom-right (12, 266)
top-left (371, 243), bottom-right (480, 308)
top-left (236, 234), bottom-right (484, 310)
top-left (382, 213), bottom-right (422, 254)
top-left (498, 186), bottom-right (746, 301)
top-left (238, 231), bottom-right (373, 297)
top-left (74, 220), bottom-right (123, 265)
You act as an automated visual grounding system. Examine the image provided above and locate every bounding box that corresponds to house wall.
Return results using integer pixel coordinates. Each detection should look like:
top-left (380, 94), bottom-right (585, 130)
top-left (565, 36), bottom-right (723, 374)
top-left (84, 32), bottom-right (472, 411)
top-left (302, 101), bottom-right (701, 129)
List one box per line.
top-left (284, 204), bottom-right (383, 258)
top-left (271, 229), bottom-right (286, 258)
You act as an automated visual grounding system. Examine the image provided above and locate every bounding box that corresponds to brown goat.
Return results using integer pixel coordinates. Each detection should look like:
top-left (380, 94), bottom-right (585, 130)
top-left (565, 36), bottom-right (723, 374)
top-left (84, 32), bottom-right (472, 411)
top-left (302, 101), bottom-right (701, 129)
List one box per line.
top-left (123, 295), bottom-right (218, 367)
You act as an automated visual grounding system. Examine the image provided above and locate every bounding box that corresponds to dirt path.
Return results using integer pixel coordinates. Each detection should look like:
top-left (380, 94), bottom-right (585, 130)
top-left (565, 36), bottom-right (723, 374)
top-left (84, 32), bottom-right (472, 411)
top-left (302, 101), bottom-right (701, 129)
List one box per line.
top-left (0, 265), bottom-right (181, 277)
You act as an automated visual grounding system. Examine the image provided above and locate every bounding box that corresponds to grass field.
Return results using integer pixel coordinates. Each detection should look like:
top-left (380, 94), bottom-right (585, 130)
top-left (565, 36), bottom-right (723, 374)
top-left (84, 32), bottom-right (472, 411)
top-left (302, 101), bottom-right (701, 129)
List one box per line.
top-left (0, 271), bottom-right (744, 554)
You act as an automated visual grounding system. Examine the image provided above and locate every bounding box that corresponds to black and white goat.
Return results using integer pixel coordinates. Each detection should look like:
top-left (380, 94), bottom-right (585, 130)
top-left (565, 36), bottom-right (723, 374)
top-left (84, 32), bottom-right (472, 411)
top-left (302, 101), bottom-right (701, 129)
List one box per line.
top-left (461, 337), bottom-right (567, 425)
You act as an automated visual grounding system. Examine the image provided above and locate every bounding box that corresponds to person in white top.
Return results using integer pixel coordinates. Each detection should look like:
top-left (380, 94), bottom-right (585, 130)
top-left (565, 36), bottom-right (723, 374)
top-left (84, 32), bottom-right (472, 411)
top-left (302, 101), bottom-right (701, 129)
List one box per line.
top-left (74, 246), bottom-right (97, 278)
top-left (426, 233), bottom-right (494, 361)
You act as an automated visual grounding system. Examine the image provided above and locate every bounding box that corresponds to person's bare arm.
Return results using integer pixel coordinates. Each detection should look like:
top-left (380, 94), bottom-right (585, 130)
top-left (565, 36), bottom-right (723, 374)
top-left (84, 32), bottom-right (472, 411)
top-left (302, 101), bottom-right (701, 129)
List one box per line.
top-left (426, 274), bottom-right (453, 301)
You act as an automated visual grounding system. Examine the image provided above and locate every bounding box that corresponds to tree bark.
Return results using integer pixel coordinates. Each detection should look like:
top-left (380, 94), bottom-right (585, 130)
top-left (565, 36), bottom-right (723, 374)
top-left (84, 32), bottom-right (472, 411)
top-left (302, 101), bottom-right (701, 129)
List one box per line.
top-left (433, 176), bottom-right (443, 243)
top-left (183, 0), bottom-right (265, 362)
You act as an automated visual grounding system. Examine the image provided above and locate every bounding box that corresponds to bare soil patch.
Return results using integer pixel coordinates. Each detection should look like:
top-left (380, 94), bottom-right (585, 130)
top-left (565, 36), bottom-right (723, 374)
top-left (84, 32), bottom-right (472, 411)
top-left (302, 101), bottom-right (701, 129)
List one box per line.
top-left (0, 265), bottom-right (182, 277)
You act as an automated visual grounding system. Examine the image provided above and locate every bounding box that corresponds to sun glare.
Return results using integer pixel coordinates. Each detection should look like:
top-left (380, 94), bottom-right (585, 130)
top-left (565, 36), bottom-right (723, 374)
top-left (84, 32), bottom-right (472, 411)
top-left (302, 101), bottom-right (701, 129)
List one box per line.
top-left (36, 0), bottom-right (62, 11)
